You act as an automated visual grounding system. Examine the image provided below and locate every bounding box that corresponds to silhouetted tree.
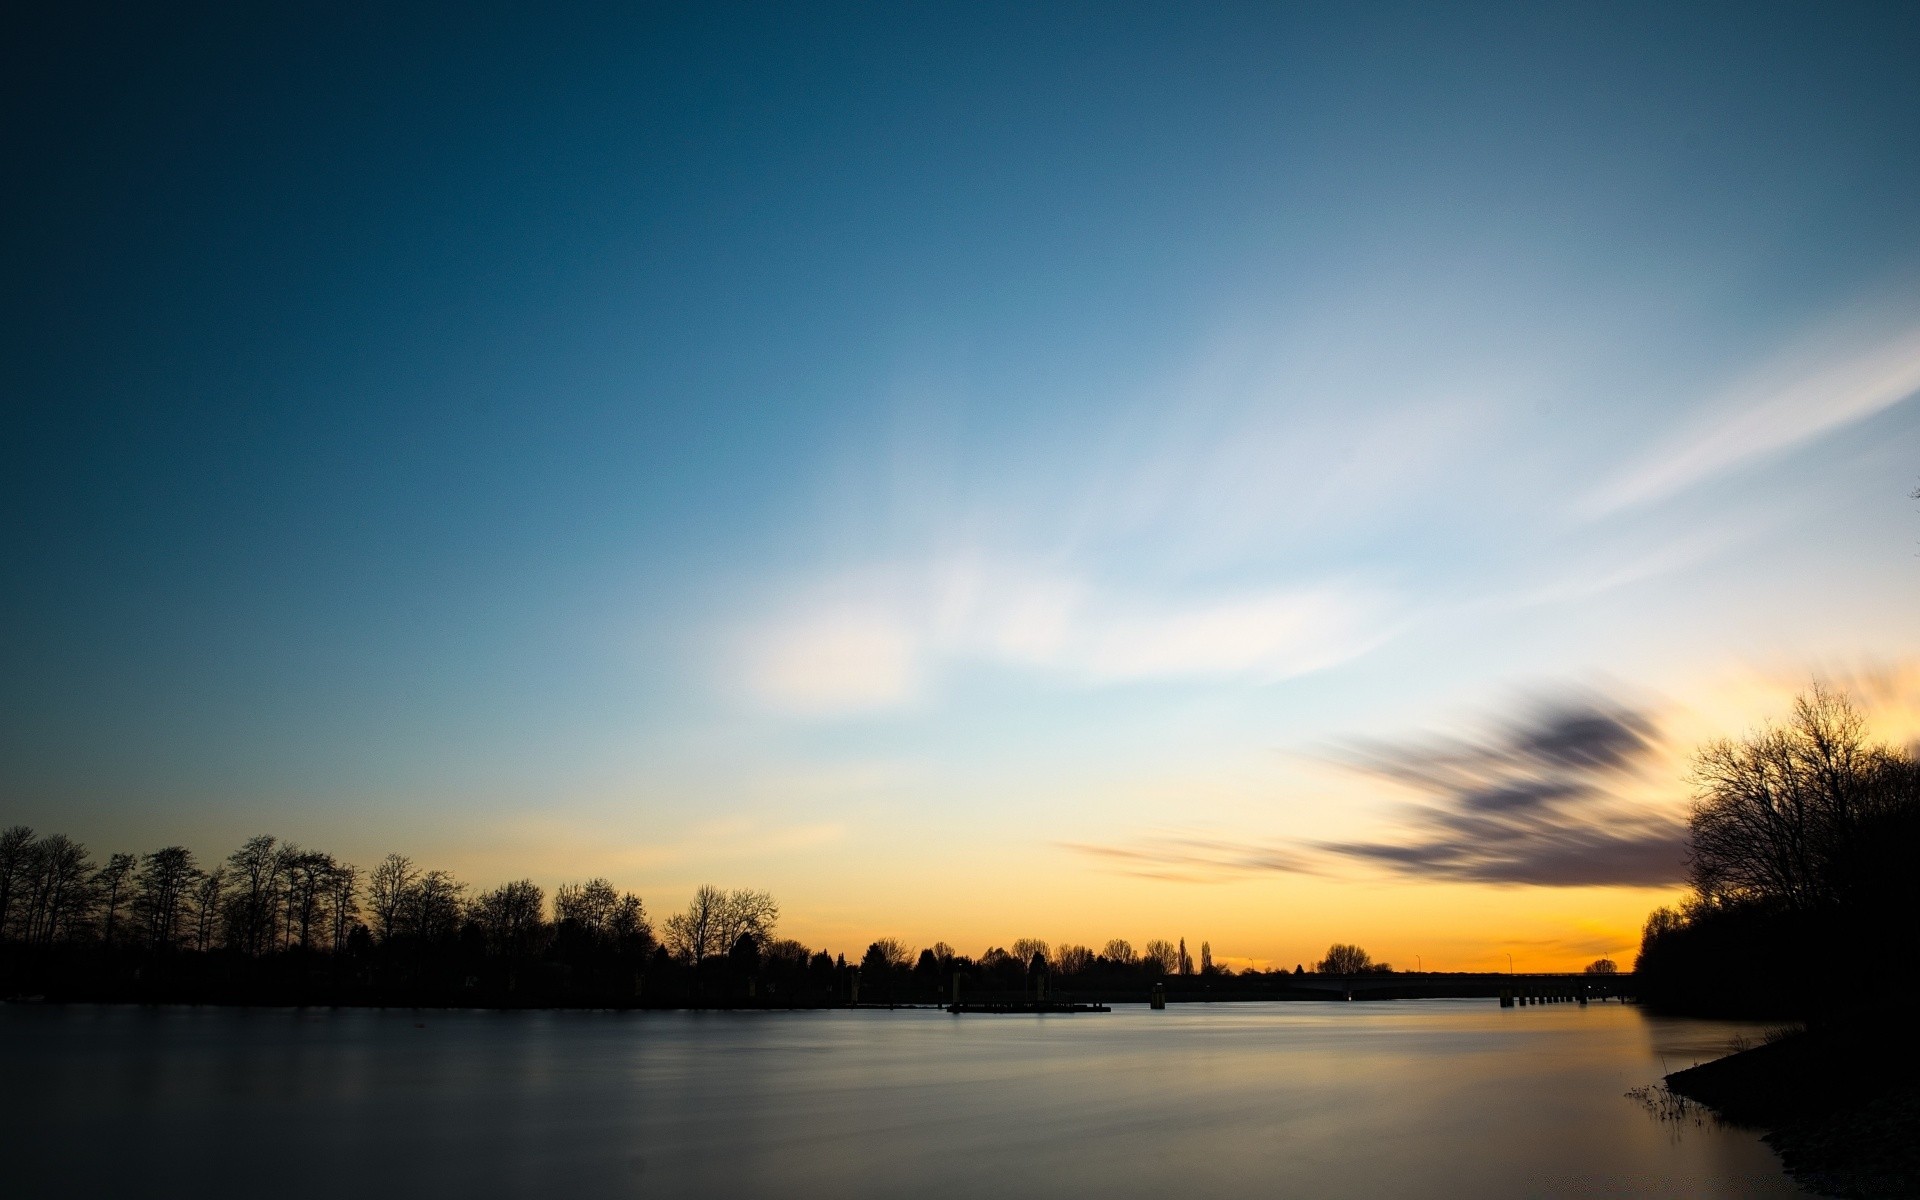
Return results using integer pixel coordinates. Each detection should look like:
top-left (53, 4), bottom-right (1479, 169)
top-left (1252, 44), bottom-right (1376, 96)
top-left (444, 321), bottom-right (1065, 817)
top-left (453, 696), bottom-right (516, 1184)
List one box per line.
top-left (1688, 684), bottom-right (1900, 910)
top-left (1640, 684), bottom-right (1920, 1016)
top-left (0, 826), bottom-right (34, 940)
top-left (608, 891), bottom-right (651, 954)
top-left (1055, 944), bottom-right (1094, 975)
top-left (95, 852), bottom-right (135, 947)
top-left (1199, 941), bottom-right (1214, 974)
top-left (728, 931), bottom-right (761, 980)
top-left (1319, 944), bottom-right (1373, 975)
top-left (867, 937), bottom-right (913, 970)
top-left (555, 878), bottom-right (619, 935)
top-left (367, 853), bottom-right (416, 943)
top-left (1101, 938), bottom-right (1136, 965)
top-left (400, 870), bottom-right (466, 943)
top-left (1584, 958), bottom-right (1618, 974)
top-left (285, 850), bottom-right (339, 951)
top-left (1142, 939), bottom-right (1176, 976)
top-left (472, 880), bottom-right (546, 957)
top-left (1010, 937), bottom-right (1049, 966)
top-left (224, 836), bottom-right (285, 956)
top-left (326, 861), bottom-right (359, 951)
top-left (664, 885), bottom-right (724, 965)
top-left (191, 867), bottom-right (225, 952)
top-left (132, 847), bottom-right (200, 951)
top-left (977, 946), bottom-right (1021, 986)
top-left (713, 888), bottom-right (778, 957)
top-left (664, 886), bottom-right (777, 965)
top-left (20, 835), bottom-right (93, 945)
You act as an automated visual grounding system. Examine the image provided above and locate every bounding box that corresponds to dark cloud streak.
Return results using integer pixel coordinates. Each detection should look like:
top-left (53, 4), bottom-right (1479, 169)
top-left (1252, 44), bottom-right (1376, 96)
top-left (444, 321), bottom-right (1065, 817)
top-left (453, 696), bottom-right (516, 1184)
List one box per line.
top-left (1068, 690), bottom-right (1689, 888)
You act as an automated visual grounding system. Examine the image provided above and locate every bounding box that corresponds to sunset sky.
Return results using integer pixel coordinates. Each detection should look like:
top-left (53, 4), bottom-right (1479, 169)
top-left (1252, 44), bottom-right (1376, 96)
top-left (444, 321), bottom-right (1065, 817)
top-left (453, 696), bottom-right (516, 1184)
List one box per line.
top-left (5, 3), bottom-right (1918, 970)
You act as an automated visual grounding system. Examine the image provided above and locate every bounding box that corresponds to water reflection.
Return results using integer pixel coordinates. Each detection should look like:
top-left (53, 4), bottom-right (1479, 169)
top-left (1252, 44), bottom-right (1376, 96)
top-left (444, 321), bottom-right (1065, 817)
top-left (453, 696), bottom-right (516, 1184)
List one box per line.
top-left (0, 1000), bottom-right (1805, 1198)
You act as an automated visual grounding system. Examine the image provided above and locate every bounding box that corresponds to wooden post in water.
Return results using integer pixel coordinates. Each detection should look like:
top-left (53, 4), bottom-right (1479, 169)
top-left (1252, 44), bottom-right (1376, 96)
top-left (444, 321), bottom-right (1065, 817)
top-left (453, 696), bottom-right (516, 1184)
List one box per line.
top-left (1150, 982), bottom-right (1166, 1010)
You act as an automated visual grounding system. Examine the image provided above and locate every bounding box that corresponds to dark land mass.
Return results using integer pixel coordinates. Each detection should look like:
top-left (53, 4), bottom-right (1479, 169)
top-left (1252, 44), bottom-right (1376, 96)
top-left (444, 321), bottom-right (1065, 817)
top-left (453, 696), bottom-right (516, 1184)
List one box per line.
top-left (0, 943), bottom-right (1625, 1010)
top-left (1627, 689), bottom-right (1920, 1197)
top-left (1666, 1009), bottom-right (1920, 1200)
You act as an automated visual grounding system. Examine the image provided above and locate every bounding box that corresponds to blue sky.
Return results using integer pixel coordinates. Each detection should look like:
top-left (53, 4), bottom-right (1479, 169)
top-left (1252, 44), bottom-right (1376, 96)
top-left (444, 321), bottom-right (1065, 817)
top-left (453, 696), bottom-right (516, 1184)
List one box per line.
top-left (4, 3), bottom-right (1919, 964)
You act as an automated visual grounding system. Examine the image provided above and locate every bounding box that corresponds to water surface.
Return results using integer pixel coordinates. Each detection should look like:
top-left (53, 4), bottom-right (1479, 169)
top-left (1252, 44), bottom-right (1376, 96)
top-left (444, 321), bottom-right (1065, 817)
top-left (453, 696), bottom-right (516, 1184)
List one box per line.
top-left (0, 1000), bottom-right (1803, 1198)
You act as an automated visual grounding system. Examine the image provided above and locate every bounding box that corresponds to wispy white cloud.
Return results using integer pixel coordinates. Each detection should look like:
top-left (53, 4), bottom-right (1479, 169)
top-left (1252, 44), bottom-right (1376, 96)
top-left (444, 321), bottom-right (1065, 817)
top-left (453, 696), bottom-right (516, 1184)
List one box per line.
top-left (747, 607), bottom-right (922, 716)
top-left (741, 556), bottom-right (1397, 716)
top-left (1581, 322), bottom-right (1920, 517)
top-left (1490, 524), bottom-right (1750, 613)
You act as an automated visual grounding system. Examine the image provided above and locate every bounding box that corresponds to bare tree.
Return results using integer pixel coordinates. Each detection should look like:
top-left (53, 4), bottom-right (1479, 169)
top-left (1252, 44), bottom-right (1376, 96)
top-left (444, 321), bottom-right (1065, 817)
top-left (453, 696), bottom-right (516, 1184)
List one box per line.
top-left (471, 880), bottom-right (547, 956)
top-left (400, 869), bottom-right (465, 943)
top-left (664, 886), bottom-right (778, 964)
top-left (607, 891), bottom-right (650, 952)
top-left (1688, 684), bottom-right (1899, 911)
top-left (132, 847), bottom-right (200, 950)
top-left (713, 888), bottom-right (778, 955)
top-left (663, 885), bottom-right (724, 965)
top-left (1101, 938), bottom-right (1137, 965)
top-left (0, 826), bottom-right (34, 941)
top-left (1055, 944), bottom-right (1094, 974)
top-left (95, 852), bottom-right (136, 947)
top-left (1010, 937), bottom-right (1049, 967)
top-left (1142, 939), bottom-right (1177, 975)
top-left (326, 861), bottom-right (359, 951)
top-left (191, 868), bottom-right (226, 952)
top-left (1318, 944), bottom-right (1373, 975)
top-left (273, 843), bottom-right (308, 950)
top-left (224, 836), bottom-right (286, 956)
top-left (367, 854), bottom-right (416, 943)
top-left (864, 937), bottom-right (913, 970)
top-left (282, 850), bottom-right (339, 951)
top-left (1584, 958), bottom-right (1619, 975)
top-left (555, 878), bottom-right (620, 936)
top-left (21, 835), bottom-right (94, 945)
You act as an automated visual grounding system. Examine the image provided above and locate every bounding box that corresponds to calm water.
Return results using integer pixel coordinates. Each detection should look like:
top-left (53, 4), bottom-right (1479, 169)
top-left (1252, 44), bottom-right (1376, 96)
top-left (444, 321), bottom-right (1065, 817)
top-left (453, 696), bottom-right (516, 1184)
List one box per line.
top-left (0, 1000), bottom-right (1804, 1199)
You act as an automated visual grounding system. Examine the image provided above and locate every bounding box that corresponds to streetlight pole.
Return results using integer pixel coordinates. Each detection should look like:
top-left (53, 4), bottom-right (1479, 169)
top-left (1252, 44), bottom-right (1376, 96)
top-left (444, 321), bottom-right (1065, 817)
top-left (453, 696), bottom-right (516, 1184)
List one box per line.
top-left (1506, 953), bottom-right (1513, 975)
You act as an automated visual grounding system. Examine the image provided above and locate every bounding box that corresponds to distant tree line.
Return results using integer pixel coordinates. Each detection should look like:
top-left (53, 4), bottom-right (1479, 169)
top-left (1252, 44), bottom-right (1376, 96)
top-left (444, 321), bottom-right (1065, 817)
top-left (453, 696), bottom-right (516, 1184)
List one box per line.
top-left (1636, 685), bottom-right (1920, 1017)
top-left (0, 832), bottom-right (689, 1006)
top-left (4, 822), bottom-right (1618, 1009)
top-left (0, 826), bottom-right (1449, 1007)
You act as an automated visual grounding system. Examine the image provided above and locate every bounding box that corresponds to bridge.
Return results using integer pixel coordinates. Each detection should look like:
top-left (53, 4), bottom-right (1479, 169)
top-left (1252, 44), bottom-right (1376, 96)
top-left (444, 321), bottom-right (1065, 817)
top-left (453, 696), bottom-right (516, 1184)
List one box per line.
top-left (1282, 972), bottom-right (1634, 1003)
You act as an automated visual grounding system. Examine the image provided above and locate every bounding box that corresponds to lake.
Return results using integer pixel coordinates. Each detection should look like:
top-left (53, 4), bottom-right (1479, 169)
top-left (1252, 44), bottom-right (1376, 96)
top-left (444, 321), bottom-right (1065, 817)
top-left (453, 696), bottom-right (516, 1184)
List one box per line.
top-left (0, 999), bottom-right (1804, 1198)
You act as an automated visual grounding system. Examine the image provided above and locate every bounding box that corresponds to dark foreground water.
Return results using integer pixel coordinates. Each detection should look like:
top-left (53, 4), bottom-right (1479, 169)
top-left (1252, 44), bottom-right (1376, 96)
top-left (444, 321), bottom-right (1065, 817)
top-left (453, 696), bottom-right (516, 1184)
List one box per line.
top-left (0, 1000), bottom-right (1804, 1199)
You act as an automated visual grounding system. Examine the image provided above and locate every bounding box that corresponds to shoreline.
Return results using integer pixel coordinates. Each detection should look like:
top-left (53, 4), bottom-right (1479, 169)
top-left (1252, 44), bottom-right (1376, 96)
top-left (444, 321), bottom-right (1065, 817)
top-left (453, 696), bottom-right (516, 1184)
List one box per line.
top-left (1664, 1015), bottom-right (1920, 1199)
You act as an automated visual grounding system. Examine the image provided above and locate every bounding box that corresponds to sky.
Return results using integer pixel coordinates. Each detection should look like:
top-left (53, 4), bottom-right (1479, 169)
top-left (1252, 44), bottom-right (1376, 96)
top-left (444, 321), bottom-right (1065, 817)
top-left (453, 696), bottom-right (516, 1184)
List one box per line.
top-left (4, 2), bottom-right (1919, 970)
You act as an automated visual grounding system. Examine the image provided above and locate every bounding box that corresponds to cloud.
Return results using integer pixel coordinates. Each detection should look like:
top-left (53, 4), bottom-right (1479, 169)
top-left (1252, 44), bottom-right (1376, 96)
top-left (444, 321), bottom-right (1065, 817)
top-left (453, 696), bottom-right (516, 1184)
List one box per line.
top-left (1070, 689), bottom-right (1690, 888)
top-left (740, 557), bottom-right (1397, 716)
top-left (747, 609), bottom-right (922, 716)
top-left (1581, 321), bottom-right (1920, 517)
top-left (1078, 587), bottom-right (1398, 682)
top-left (1062, 837), bottom-right (1324, 884)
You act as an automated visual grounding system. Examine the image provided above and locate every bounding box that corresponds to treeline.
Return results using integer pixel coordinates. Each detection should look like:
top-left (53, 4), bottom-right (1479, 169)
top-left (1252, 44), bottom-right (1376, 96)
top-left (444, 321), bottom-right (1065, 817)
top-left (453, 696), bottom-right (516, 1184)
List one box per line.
top-left (0, 832), bottom-right (700, 1005)
top-left (0, 826), bottom-right (1414, 1007)
top-left (1636, 685), bottom-right (1920, 1018)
